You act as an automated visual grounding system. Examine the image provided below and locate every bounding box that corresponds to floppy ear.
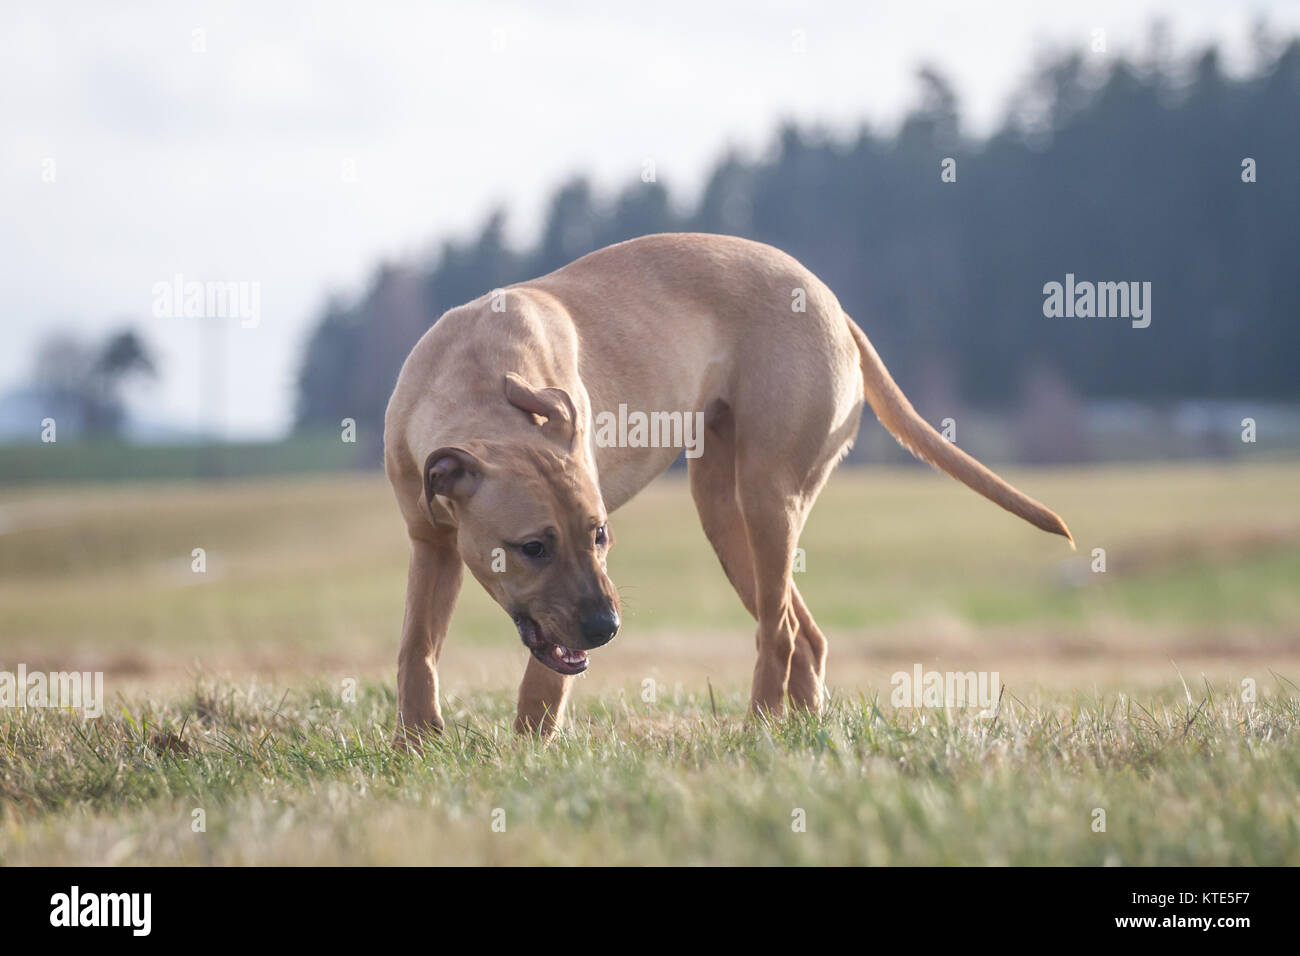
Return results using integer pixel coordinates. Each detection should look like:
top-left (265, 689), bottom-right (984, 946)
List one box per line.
top-left (424, 447), bottom-right (483, 505)
top-left (504, 373), bottom-right (578, 448)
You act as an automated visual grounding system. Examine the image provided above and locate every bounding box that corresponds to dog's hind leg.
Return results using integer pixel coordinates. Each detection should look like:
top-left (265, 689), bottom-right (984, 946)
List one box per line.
top-left (733, 413), bottom-right (849, 715)
top-left (394, 531), bottom-right (462, 751)
top-left (690, 402), bottom-right (827, 713)
top-left (786, 586), bottom-right (827, 710)
top-left (688, 411), bottom-right (757, 616)
top-left (736, 481), bottom-right (809, 717)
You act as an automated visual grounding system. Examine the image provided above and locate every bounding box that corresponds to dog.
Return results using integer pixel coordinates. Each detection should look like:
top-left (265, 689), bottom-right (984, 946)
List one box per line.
top-left (384, 233), bottom-right (1072, 744)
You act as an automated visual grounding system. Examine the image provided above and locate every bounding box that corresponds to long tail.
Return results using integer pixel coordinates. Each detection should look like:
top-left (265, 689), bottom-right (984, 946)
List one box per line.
top-left (845, 314), bottom-right (1074, 546)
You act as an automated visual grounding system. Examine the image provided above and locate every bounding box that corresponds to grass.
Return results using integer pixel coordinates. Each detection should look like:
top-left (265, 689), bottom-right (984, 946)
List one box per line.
top-left (0, 432), bottom-right (362, 484)
top-left (2, 461), bottom-right (1298, 663)
top-left (2, 678), bottom-right (1298, 865)
top-left (2, 460), bottom-right (1299, 864)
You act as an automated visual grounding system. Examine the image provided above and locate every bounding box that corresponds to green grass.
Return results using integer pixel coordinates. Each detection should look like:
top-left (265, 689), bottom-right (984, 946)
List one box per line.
top-left (2, 678), bottom-right (1297, 865)
top-left (2, 461), bottom-right (1299, 864)
top-left (3, 462), bottom-right (1299, 661)
top-left (0, 432), bottom-right (361, 485)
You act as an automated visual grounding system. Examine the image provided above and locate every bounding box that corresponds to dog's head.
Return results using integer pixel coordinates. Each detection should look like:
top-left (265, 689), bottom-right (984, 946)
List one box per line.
top-left (423, 375), bottom-right (619, 676)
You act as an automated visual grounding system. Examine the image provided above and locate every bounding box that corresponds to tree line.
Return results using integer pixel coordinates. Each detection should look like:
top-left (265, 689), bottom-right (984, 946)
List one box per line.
top-left (296, 33), bottom-right (1300, 449)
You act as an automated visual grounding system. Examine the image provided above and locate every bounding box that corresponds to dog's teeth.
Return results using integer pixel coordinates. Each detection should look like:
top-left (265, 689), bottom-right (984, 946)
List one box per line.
top-left (553, 645), bottom-right (564, 658)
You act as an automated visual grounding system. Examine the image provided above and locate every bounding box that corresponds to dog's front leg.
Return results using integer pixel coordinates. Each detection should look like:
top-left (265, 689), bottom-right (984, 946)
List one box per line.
top-left (394, 533), bottom-right (462, 750)
top-left (514, 656), bottom-right (573, 738)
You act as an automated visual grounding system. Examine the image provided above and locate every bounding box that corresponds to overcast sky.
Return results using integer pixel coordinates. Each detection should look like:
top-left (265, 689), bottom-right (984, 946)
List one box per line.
top-left (3, 0), bottom-right (1295, 439)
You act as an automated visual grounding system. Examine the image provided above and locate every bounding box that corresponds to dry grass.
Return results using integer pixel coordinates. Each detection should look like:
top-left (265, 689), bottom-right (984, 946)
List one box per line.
top-left (2, 461), bottom-right (1299, 864)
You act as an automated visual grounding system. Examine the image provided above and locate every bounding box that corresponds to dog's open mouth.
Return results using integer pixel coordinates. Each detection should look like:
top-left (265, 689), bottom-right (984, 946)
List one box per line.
top-left (514, 616), bottom-right (589, 676)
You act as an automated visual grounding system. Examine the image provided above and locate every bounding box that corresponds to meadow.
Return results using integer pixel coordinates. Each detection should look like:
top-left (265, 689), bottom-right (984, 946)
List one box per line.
top-left (2, 460), bottom-right (1298, 864)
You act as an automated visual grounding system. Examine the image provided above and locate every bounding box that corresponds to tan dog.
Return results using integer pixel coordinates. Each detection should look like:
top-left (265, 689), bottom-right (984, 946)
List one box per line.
top-left (384, 233), bottom-right (1072, 744)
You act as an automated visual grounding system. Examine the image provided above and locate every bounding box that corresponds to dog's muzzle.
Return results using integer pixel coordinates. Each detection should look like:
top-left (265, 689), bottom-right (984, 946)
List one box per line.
top-left (514, 615), bottom-right (591, 676)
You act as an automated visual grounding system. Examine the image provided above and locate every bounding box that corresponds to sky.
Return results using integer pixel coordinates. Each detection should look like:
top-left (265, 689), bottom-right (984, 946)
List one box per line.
top-left (2, 0), bottom-right (1296, 440)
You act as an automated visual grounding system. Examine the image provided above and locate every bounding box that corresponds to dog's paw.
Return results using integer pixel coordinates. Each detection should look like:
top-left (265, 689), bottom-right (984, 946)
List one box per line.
top-left (513, 711), bottom-right (563, 739)
top-left (392, 719), bottom-right (443, 754)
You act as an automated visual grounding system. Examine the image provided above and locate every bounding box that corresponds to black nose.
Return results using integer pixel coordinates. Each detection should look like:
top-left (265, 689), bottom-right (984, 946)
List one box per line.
top-left (579, 606), bottom-right (620, 647)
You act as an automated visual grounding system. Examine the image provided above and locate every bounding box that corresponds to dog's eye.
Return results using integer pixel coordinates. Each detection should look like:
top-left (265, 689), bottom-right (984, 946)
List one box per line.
top-left (594, 525), bottom-right (608, 547)
top-left (521, 540), bottom-right (547, 559)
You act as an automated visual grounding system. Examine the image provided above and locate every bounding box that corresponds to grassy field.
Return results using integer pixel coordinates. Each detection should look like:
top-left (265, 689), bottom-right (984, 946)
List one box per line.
top-left (2, 460), bottom-right (1299, 864)
top-left (0, 433), bottom-right (362, 484)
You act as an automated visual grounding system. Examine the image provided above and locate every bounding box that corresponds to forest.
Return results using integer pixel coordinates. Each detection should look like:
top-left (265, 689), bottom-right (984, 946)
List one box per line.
top-left (295, 36), bottom-right (1300, 448)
